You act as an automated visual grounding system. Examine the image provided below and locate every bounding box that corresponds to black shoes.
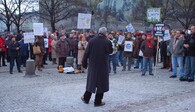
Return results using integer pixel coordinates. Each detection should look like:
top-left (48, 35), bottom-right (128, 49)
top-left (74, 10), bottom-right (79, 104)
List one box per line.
top-left (134, 66), bottom-right (139, 69)
top-left (94, 102), bottom-right (106, 107)
top-left (188, 79), bottom-right (194, 82)
top-left (179, 77), bottom-right (187, 81)
top-left (141, 74), bottom-right (145, 76)
top-left (149, 73), bottom-right (154, 76)
top-left (81, 96), bottom-right (89, 104)
top-left (18, 70), bottom-right (22, 73)
top-left (170, 75), bottom-right (177, 78)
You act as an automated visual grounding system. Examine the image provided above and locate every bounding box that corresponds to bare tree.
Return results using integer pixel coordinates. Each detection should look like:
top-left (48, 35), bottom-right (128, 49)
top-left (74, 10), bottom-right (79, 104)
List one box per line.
top-left (39, 0), bottom-right (83, 32)
top-left (0, 0), bottom-right (17, 32)
top-left (10, 0), bottom-right (36, 33)
top-left (170, 0), bottom-right (195, 29)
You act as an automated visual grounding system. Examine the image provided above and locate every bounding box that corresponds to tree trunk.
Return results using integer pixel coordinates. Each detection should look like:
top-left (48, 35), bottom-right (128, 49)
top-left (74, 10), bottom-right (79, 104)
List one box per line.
top-left (16, 24), bottom-right (20, 33)
top-left (6, 23), bottom-right (10, 32)
top-left (51, 21), bottom-right (55, 33)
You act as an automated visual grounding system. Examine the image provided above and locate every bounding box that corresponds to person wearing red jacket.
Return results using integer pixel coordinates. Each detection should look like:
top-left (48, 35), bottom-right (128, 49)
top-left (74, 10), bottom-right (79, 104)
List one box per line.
top-left (48, 34), bottom-right (54, 61)
top-left (0, 35), bottom-right (7, 67)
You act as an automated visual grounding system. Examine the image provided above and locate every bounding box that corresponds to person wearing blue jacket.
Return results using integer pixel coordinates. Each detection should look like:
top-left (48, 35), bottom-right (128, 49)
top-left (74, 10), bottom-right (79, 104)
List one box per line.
top-left (19, 37), bottom-right (29, 67)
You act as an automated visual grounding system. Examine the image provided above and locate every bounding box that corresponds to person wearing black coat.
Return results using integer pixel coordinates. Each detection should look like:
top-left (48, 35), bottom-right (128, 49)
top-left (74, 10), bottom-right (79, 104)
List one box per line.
top-left (81, 27), bottom-right (113, 106)
top-left (9, 37), bottom-right (22, 74)
top-left (183, 26), bottom-right (195, 82)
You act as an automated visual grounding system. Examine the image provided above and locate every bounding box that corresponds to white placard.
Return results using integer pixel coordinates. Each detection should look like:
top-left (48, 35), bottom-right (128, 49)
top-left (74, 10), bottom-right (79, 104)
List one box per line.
top-left (24, 32), bottom-right (35, 43)
top-left (44, 39), bottom-right (48, 48)
top-left (117, 36), bottom-right (125, 45)
top-left (147, 8), bottom-right (161, 22)
top-left (124, 41), bottom-right (133, 52)
top-left (77, 13), bottom-right (92, 29)
top-left (33, 23), bottom-right (44, 36)
top-left (126, 24), bottom-right (135, 33)
top-left (163, 30), bottom-right (171, 41)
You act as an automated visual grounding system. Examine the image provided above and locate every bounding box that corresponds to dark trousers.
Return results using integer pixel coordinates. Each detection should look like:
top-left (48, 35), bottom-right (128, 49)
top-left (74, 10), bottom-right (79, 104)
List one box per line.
top-left (49, 52), bottom-right (52, 61)
top-left (0, 52), bottom-right (6, 66)
top-left (10, 56), bottom-right (21, 73)
top-left (6, 49), bottom-right (10, 62)
top-left (20, 55), bottom-right (28, 67)
top-left (43, 49), bottom-right (48, 64)
top-left (162, 55), bottom-right (169, 68)
top-left (58, 57), bottom-right (66, 67)
top-left (83, 91), bottom-right (104, 104)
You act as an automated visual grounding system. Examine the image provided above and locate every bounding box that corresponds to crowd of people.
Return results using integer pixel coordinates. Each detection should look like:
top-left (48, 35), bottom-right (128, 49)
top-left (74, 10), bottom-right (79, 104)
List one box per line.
top-left (0, 25), bottom-right (194, 82)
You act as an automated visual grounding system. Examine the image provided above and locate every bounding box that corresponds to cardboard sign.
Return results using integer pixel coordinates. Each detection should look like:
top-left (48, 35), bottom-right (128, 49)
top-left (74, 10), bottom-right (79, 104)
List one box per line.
top-left (24, 32), bottom-right (35, 43)
top-left (77, 13), bottom-right (92, 29)
top-left (117, 36), bottom-right (125, 45)
top-left (33, 23), bottom-right (44, 36)
top-left (124, 41), bottom-right (133, 52)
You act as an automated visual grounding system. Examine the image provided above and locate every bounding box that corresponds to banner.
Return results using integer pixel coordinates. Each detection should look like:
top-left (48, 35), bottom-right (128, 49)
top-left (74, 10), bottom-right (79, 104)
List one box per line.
top-left (126, 24), bottom-right (135, 33)
top-left (33, 23), bottom-right (44, 36)
top-left (24, 32), bottom-right (35, 43)
top-left (77, 13), bottom-right (92, 29)
top-left (117, 36), bottom-right (125, 45)
top-left (124, 41), bottom-right (133, 52)
top-left (147, 8), bottom-right (161, 22)
top-left (44, 39), bottom-right (48, 48)
top-left (163, 30), bottom-right (171, 41)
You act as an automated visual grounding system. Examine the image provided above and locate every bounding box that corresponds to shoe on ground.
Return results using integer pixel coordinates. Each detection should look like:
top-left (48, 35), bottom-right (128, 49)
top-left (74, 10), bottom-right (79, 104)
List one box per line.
top-left (179, 77), bottom-right (187, 81)
top-left (94, 102), bottom-right (105, 107)
top-left (10, 72), bottom-right (13, 74)
top-left (170, 75), bottom-right (177, 78)
top-left (141, 74), bottom-right (145, 76)
top-left (149, 73), bottom-right (154, 76)
top-left (188, 79), bottom-right (194, 82)
top-left (114, 71), bottom-right (117, 74)
top-left (18, 70), bottom-right (22, 73)
top-left (81, 96), bottom-right (89, 104)
top-left (134, 66), bottom-right (139, 69)
top-left (3, 65), bottom-right (7, 66)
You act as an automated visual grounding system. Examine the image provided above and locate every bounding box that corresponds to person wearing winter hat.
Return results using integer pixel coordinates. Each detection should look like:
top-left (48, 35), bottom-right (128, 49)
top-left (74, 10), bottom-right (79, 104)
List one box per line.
top-left (140, 33), bottom-right (156, 76)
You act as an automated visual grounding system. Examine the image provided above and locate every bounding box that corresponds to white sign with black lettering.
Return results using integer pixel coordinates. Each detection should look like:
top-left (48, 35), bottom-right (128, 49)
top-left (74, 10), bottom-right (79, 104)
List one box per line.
top-left (24, 32), bottom-right (35, 43)
top-left (124, 41), bottom-right (133, 52)
top-left (44, 39), bottom-right (48, 48)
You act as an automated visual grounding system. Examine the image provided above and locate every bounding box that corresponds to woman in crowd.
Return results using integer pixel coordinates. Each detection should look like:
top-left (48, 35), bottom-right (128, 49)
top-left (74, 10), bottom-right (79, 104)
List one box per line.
top-left (51, 34), bottom-right (57, 64)
top-left (77, 34), bottom-right (88, 73)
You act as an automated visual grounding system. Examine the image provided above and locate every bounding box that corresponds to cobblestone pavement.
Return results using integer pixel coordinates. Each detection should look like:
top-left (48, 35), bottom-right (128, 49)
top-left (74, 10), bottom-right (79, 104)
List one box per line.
top-left (0, 62), bottom-right (195, 112)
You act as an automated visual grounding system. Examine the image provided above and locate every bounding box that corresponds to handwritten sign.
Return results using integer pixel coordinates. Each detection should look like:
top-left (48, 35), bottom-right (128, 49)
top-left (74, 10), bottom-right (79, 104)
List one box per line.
top-left (126, 24), bottom-right (135, 33)
top-left (117, 36), bottom-right (125, 45)
top-left (147, 8), bottom-right (161, 22)
top-left (24, 32), bottom-right (35, 43)
top-left (33, 23), bottom-right (44, 36)
top-left (77, 13), bottom-right (92, 29)
top-left (124, 41), bottom-right (133, 52)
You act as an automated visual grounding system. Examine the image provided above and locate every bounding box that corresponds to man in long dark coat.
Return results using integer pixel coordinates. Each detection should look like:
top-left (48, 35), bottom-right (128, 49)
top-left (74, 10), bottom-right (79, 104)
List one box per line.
top-left (81, 27), bottom-right (113, 106)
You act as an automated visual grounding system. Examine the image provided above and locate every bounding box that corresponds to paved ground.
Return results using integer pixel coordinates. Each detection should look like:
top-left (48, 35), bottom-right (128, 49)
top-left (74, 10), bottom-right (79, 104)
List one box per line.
top-left (0, 62), bottom-right (195, 112)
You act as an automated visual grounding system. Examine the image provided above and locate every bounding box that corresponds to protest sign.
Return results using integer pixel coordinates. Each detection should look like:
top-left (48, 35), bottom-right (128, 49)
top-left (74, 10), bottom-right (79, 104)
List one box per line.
top-left (33, 23), bottom-right (44, 36)
top-left (117, 36), bottom-right (125, 45)
top-left (147, 8), bottom-right (161, 22)
top-left (163, 30), bottom-right (171, 41)
top-left (44, 39), bottom-right (48, 48)
top-left (126, 24), bottom-right (135, 33)
top-left (124, 41), bottom-right (133, 52)
top-left (24, 32), bottom-right (35, 43)
top-left (77, 13), bottom-right (92, 29)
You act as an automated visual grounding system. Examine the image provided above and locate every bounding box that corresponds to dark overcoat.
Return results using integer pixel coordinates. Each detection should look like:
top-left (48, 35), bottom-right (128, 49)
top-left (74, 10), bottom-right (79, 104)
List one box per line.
top-left (82, 33), bottom-right (113, 93)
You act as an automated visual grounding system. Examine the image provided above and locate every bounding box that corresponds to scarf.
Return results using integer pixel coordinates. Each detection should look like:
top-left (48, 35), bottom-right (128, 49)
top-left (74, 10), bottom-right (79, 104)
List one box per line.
top-left (146, 39), bottom-right (153, 48)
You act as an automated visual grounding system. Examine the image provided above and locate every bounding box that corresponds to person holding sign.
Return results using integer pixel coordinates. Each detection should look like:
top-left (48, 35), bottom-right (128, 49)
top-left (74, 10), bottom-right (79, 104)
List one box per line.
top-left (141, 33), bottom-right (156, 76)
top-left (122, 32), bottom-right (134, 71)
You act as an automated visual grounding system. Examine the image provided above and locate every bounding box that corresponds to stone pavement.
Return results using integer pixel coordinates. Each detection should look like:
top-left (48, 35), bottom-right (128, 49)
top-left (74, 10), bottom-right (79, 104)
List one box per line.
top-left (0, 63), bottom-right (195, 112)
